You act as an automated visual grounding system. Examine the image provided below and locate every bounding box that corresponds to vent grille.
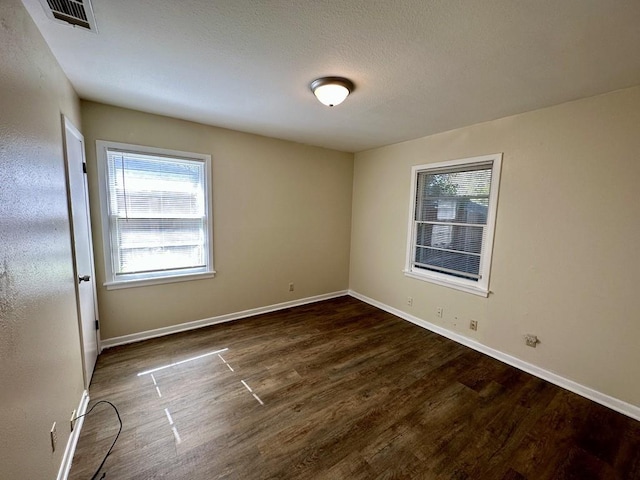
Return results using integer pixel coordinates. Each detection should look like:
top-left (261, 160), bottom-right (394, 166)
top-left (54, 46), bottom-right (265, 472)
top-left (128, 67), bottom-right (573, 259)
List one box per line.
top-left (42, 0), bottom-right (96, 31)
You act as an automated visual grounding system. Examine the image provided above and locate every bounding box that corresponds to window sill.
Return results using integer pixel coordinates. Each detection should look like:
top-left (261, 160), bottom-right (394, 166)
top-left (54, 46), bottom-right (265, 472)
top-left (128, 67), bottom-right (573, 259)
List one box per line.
top-left (104, 271), bottom-right (216, 290)
top-left (403, 270), bottom-right (489, 297)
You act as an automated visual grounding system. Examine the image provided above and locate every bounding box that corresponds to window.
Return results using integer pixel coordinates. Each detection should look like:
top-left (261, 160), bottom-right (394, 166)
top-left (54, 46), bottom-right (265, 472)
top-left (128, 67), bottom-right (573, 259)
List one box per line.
top-left (405, 153), bottom-right (502, 296)
top-left (96, 141), bottom-right (214, 289)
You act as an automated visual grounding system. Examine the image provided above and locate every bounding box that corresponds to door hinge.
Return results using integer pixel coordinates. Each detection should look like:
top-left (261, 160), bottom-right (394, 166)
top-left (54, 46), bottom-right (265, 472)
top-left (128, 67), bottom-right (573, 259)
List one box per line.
top-left (95, 319), bottom-right (99, 330)
top-left (83, 162), bottom-right (87, 174)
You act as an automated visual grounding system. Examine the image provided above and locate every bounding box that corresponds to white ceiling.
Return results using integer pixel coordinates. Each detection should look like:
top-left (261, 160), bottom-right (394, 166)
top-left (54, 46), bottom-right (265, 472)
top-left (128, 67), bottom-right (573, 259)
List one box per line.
top-left (21, 0), bottom-right (640, 152)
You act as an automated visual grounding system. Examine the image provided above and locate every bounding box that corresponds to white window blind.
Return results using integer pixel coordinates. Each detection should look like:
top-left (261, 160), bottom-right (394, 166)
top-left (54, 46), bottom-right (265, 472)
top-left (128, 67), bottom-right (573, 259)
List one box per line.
top-left (405, 154), bottom-right (501, 296)
top-left (97, 141), bottom-right (213, 288)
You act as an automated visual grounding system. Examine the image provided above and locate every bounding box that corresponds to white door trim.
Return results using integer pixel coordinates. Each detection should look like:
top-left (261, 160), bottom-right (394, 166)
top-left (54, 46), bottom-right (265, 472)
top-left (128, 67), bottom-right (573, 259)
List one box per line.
top-left (62, 115), bottom-right (100, 386)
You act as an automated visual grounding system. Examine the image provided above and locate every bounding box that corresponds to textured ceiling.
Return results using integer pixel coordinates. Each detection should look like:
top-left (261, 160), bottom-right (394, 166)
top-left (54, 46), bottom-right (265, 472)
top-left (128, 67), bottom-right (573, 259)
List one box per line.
top-left (20, 0), bottom-right (640, 152)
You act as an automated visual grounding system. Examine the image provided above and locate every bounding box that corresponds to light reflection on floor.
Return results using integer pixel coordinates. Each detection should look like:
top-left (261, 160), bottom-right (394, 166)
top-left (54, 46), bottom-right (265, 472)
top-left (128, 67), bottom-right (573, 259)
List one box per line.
top-left (137, 348), bottom-right (230, 376)
top-left (138, 347), bottom-right (265, 447)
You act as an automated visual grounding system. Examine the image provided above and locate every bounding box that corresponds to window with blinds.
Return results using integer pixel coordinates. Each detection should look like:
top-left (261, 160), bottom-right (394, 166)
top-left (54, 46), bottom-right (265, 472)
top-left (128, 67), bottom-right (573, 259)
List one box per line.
top-left (405, 154), bottom-right (502, 297)
top-left (96, 141), bottom-right (214, 288)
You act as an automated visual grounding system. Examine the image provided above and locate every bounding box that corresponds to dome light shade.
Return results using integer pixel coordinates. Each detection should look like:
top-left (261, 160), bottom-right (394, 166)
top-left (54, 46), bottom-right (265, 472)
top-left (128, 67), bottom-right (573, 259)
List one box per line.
top-left (310, 77), bottom-right (354, 107)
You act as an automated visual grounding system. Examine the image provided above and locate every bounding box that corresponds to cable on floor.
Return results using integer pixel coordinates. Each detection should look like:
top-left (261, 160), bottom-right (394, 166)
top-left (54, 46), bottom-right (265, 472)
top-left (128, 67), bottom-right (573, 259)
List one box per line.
top-left (72, 400), bottom-right (122, 480)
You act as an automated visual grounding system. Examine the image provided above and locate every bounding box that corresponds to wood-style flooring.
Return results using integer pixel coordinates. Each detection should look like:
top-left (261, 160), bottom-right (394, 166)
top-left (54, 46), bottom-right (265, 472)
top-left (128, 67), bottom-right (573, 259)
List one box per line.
top-left (69, 296), bottom-right (640, 479)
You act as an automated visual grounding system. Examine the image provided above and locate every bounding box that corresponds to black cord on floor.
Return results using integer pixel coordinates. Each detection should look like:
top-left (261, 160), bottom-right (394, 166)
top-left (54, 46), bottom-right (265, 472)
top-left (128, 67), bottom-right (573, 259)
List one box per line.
top-left (73, 400), bottom-right (122, 480)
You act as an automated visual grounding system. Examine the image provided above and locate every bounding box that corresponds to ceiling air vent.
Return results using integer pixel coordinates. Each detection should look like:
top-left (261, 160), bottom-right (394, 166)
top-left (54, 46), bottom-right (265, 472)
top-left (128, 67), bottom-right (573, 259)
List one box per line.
top-left (40, 0), bottom-right (97, 31)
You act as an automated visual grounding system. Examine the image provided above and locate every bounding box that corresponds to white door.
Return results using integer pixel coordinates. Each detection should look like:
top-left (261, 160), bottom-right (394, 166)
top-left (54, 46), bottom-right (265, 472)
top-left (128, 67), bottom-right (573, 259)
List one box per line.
top-left (63, 116), bottom-right (99, 387)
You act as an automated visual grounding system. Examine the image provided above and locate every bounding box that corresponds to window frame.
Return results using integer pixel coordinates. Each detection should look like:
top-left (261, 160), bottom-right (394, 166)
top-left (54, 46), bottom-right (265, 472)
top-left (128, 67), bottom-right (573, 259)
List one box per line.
top-left (95, 140), bottom-right (215, 290)
top-left (404, 153), bottom-right (502, 297)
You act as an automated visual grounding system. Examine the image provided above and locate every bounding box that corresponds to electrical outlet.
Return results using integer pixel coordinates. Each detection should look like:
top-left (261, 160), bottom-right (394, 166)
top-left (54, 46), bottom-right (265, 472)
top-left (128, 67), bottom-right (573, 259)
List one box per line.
top-left (70, 410), bottom-right (76, 432)
top-left (470, 320), bottom-right (478, 331)
top-left (436, 307), bottom-right (443, 318)
top-left (288, 282), bottom-right (294, 292)
top-left (407, 296), bottom-right (413, 306)
top-left (50, 422), bottom-right (57, 452)
top-left (525, 334), bottom-right (539, 348)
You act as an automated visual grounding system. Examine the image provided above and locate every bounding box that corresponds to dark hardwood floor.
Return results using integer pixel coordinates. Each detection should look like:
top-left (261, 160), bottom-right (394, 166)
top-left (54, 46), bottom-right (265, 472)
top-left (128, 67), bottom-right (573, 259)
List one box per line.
top-left (69, 296), bottom-right (640, 479)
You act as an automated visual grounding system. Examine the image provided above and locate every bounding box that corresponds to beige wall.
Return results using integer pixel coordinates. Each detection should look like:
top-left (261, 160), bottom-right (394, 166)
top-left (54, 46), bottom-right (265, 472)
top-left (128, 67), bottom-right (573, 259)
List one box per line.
top-left (350, 85), bottom-right (640, 407)
top-left (0, 1), bottom-right (85, 478)
top-left (81, 102), bottom-right (353, 340)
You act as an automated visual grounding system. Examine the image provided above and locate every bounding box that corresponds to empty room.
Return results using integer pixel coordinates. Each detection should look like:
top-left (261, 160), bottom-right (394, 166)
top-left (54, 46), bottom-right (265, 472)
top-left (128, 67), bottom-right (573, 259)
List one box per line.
top-left (1, 0), bottom-right (640, 478)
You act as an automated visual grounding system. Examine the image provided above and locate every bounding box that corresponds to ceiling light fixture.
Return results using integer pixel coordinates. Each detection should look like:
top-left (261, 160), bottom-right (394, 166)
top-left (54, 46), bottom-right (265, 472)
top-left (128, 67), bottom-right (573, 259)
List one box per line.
top-left (310, 77), bottom-right (355, 107)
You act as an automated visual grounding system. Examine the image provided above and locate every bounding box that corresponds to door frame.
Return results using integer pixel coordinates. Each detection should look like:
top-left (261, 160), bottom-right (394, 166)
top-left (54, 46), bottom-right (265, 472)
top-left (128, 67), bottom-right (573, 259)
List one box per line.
top-left (62, 115), bottom-right (100, 387)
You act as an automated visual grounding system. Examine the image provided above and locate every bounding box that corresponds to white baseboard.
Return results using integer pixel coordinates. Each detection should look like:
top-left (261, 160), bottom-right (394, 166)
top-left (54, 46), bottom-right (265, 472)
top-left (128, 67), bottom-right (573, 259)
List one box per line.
top-left (57, 390), bottom-right (90, 480)
top-left (101, 290), bottom-right (349, 349)
top-left (348, 290), bottom-right (640, 422)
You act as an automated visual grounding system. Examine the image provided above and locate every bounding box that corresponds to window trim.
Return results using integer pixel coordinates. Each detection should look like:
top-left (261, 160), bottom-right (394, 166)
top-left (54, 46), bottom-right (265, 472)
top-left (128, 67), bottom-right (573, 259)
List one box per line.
top-left (95, 140), bottom-right (215, 290)
top-left (404, 153), bottom-right (502, 297)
